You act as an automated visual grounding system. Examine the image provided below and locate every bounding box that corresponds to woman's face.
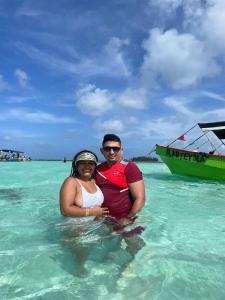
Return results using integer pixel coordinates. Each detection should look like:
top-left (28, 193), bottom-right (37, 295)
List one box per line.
top-left (76, 160), bottom-right (96, 178)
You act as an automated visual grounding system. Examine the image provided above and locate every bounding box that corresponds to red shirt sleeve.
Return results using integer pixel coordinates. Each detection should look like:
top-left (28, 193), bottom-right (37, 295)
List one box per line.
top-left (125, 161), bottom-right (143, 184)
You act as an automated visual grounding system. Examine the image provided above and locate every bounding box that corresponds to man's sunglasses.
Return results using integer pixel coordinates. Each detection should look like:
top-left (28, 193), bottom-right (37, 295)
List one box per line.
top-left (103, 146), bottom-right (121, 152)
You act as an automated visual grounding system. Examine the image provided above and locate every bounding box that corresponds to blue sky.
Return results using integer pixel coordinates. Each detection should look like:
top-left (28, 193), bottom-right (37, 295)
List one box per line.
top-left (1, 0), bottom-right (225, 160)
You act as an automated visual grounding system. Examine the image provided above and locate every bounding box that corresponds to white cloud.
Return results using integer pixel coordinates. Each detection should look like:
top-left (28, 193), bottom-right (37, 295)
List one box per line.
top-left (141, 28), bottom-right (220, 89)
top-left (200, 0), bottom-right (225, 54)
top-left (125, 116), bottom-right (138, 125)
top-left (93, 115), bottom-right (138, 134)
top-left (76, 83), bottom-right (149, 116)
top-left (131, 110), bottom-right (225, 152)
top-left (119, 116), bottom-right (190, 143)
top-left (17, 8), bottom-right (43, 17)
top-left (76, 84), bottom-right (114, 116)
top-left (15, 36), bottom-right (130, 79)
top-left (162, 96), bottom-right (222, 127)
top-left (201, 107), bottom-right (225, 121)
top-left (15, 43), bottom-right (80, 75)
top-left (118, 88), bottom-right (148, 109)
top-left (7, 96), bottom-right (36, 104)
top-left (2, 135), bottom-right (11, 141)
top-left (201, 91), bottom-right (225, 102)
top-left (93, 119), bottom-right (125, 132)
top-left (129, 94), bottom-right (224, 141)
top-left (0, 109), bottom-right (75, 123)
top-left (182, 1), bottom-right (205, 28)
top-left (149, 0), bottom-right (225, 57)
top-left (14, 69), bottom-right (30, 88)
top-left (139, 117), bottom-right (184, 140)
top-left (101, 37), bottom-right (130, 78)
top-left (1, 129), bottom-right (39, 140)
top-left (149, 0), bottom-right (183, 14)
top-left (0, 74), bottom-right (10, 91)
top-left (16, 1), bottom-right (45, 17)
top-left (148, 0), bottom-right (205, 24)
top-left (164, 96), bottom-right (193, 115)
top-left (164, 95), bottom-right (225, 124)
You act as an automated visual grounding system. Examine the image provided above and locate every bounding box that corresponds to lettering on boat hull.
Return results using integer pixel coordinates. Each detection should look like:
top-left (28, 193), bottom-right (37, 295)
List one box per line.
top-left (166, 148), bottom-right (208, 163)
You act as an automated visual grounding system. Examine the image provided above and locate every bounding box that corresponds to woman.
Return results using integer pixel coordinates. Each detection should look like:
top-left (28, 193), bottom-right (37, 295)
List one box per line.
top-left (60, 150), bottom-right (109, 217)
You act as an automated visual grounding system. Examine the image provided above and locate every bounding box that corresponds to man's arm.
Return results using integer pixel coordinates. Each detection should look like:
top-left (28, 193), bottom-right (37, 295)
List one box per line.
top-left (127, 179), bottom-right (145, 217)
top-left (117, 179), bottom-right (145, 226)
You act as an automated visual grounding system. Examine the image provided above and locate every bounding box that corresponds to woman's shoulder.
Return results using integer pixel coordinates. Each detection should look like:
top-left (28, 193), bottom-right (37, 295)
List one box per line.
top-left (63, 176), bottom-right (79, 186)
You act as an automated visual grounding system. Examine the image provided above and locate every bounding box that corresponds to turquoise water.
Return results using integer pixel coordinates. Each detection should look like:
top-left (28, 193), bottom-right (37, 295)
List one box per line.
top-left (0, 161), bottom-right (225, 300)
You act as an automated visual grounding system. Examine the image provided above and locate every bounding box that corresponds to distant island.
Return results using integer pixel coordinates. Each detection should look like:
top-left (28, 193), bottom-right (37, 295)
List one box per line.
top-left (31, 156), bottom-right (160, 163)
top-left (131, 156), bottom-right (159, 162)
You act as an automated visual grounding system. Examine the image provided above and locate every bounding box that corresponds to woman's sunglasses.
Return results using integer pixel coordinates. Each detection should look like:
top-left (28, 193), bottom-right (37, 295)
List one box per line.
top-left (103, 146), bottom-right (121, 152)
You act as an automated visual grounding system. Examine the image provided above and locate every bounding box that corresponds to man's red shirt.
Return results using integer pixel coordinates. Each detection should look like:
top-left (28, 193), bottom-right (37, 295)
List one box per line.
top-left (94, 159), bottom-right (143, 219)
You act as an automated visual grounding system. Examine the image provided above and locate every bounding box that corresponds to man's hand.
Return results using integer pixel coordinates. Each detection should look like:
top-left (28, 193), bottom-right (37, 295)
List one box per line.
top-left (117, 216), bottom-right (137, 227)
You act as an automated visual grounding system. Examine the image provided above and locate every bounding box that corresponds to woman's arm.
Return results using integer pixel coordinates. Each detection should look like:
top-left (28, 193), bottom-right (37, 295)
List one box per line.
top-left (60, 177), bottom-right (109, 217)
top-left (60, 177), bottom-right (83, 216)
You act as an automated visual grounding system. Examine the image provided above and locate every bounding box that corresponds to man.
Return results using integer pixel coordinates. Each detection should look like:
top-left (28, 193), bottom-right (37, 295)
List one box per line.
top-left (95, 134), bottom-right (145, 226)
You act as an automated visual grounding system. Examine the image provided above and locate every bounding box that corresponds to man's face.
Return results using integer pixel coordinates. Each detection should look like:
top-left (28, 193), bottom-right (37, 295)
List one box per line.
top-left (101, 141), bottom-right (123, 165)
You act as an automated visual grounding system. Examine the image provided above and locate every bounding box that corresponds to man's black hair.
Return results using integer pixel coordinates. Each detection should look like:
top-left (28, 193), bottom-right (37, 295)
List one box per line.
top-left (102, 134), bottom-right (121, 145)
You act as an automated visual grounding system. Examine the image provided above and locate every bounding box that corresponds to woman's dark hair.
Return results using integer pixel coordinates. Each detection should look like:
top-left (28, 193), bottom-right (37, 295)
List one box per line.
top-left (70, 149), bottom-right (98, 177)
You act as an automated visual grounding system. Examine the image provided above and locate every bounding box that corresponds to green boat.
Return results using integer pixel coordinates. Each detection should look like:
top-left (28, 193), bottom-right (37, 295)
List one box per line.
top-left (155, 121), bottom-right (225, 180)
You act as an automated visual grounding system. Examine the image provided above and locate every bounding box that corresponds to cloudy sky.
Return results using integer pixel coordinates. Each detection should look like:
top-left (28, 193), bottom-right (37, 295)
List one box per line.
top-left (1, 0), bottom-right (225, 159)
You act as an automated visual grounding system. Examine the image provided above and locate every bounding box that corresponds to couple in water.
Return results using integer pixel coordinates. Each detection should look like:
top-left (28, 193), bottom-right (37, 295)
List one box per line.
top-left (60, 133), bottom-right (145, 232)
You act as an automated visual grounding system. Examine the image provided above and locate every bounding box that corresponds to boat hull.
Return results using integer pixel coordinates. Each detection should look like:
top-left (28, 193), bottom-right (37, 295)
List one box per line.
top-left (156, 144), bottom-right (225, 180)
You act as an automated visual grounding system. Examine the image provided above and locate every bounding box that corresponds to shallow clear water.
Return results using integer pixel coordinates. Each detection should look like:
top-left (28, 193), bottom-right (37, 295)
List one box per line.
top-left (0, 161), bottom-right (225, 300)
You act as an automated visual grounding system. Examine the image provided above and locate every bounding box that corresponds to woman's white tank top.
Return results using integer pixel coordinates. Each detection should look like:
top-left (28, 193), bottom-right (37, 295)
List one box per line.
top-left (76, 179), bottom-right (104, 208)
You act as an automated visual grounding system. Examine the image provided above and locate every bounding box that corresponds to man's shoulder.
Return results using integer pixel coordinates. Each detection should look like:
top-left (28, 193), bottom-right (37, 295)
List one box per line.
top-left (123, 158), bottom-right (139, 168)
top-left (124, 159), bottom-right (142, 180)
top-left (121, 158), bottom-right (136, 165)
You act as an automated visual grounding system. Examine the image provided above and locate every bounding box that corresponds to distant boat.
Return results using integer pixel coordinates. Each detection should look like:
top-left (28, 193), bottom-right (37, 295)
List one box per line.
top-left (0, 149), bottom-right (31, 162)
top-left (155, 121), bottom-right (225, 180)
